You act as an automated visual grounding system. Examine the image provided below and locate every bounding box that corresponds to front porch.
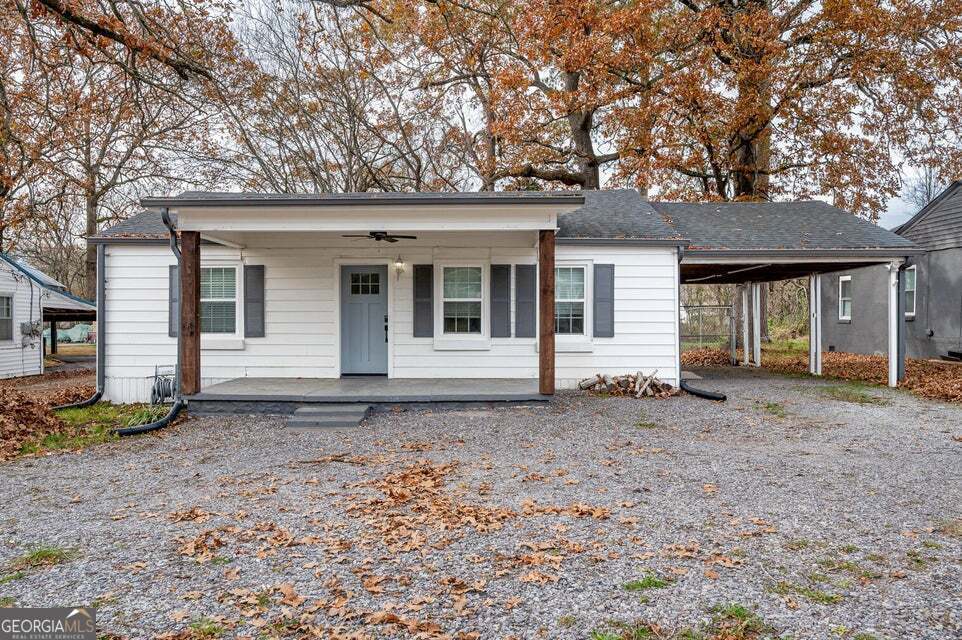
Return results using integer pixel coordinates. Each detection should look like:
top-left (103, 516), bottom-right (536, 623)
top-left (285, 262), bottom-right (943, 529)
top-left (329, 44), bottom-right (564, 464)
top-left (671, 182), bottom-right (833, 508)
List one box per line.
top-left (187, 377), bottom-right (546, 414)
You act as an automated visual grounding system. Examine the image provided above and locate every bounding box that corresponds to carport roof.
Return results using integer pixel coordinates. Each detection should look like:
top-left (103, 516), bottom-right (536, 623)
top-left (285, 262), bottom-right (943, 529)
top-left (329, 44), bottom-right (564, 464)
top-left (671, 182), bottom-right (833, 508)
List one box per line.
top-left (651, 201), bottom-right (918, 254)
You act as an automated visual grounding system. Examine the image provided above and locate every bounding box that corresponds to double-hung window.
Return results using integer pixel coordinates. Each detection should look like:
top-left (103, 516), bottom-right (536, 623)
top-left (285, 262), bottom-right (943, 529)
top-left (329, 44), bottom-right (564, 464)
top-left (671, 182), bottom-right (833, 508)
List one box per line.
top-left (442, 266), bottom-right (483, 334)
top-left (838, 275), bottom-right (852, 321)
top-left (555, 266), bottom-right (586, 335)
top-left (0, 296), bottom-right (12, 341)
top-left (904, 266), bottom-right (917, 318)
top-left (200, 267), bottom-right (237, 334)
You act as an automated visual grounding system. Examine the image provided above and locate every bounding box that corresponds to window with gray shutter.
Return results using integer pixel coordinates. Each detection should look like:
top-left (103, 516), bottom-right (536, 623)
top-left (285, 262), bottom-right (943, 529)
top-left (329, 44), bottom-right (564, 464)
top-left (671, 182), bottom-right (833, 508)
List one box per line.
top-left (593, 264), bottom-right (615, 337)
top-left (413, 265), bottom-right (433, 337)
top-left (515, 264), bottom-right (536, 338)
top-left (244, 265), bottom-right (265, 337)
top-left (490, 265), bottom-right (511, 337)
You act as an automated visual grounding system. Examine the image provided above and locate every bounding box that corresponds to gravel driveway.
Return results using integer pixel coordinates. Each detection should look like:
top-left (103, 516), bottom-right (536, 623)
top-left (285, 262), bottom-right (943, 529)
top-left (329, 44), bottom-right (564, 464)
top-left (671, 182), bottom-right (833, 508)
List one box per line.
top-left (2, 369), bottom-right (960, 639)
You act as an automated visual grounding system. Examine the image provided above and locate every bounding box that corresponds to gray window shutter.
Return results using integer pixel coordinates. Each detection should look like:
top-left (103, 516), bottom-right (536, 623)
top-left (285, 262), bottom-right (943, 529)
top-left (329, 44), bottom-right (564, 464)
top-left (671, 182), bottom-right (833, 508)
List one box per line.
top-left (413, 264), bottom-right (433, 337)
top-left (244, 265), bottom-right (265, 338)
top-left (490, 264), bottom-right (511, 338)
top-left (168, 265), bottom-right (179, 337)
top-left (593, 264), bottom-right (615, 338)
top-left (515, 264), bottom-right (536, 338)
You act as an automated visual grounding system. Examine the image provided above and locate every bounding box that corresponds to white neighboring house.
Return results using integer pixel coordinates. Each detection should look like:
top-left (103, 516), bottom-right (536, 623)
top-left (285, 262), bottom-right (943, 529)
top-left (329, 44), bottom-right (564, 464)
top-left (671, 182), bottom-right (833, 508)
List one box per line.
top-left (0, 254), bottom-right (96, 379)
top-left (88, 189), bottom-right (918, 404)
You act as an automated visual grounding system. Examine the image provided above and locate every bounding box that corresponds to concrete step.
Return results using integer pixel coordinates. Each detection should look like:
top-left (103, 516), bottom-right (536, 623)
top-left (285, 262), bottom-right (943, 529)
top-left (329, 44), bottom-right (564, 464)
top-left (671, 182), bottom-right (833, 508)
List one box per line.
top-left (286, 404), bottom-right (370, 429)
top-left (293, 404), bottom-right (371, 416)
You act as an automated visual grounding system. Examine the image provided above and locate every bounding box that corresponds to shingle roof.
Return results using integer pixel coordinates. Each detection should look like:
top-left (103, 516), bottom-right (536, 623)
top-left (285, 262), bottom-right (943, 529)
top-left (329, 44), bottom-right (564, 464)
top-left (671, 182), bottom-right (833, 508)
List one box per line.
top-left (93, 192), bottom-right (918, 256)
top-left (651, 201), bottom-right (918, 252)
top-left (557, 189), bottom-right (679, 241)
top-left (91, 210), bottom-right (173, 240)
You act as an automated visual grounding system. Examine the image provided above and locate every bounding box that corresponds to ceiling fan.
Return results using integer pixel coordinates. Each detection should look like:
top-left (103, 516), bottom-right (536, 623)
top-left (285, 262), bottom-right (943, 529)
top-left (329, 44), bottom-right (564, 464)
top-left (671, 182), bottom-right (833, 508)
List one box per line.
top-left (341, 231), bottom-right (418, 243)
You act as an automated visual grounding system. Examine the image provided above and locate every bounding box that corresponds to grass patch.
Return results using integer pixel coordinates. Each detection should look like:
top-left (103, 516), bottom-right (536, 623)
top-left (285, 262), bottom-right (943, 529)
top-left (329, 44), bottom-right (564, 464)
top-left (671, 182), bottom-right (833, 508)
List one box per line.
top-left (819, 382), bottom-right (890, 406)
top-left (936, 518), bottom-right (962, 538)
top-left (0, 596), bottom-right (14, 607)
top-left (590, 621), bottom-right (655, 640)
top-left (784, 539), bottom-right (810, 551)
top-left (771, 580), bottom-right (843, 605)
top-left (635, 420), bottom-right (659, 429)
top-left (9, 545), bottom-right (77, 571)
top-left (558, 615), bottom-right (576, 628)
top-left (623, 573), bottom-right (670, 592)
top-left (761, 401), bottom-right (786, 418)
top-left (19, 402), bottom-right (165, 456)
top-left (187, 618), bottom-right (224, 638)
top-left (0, 571), bottom-right (24, 585)
top-left (703, 603), bottom-right (772, 639)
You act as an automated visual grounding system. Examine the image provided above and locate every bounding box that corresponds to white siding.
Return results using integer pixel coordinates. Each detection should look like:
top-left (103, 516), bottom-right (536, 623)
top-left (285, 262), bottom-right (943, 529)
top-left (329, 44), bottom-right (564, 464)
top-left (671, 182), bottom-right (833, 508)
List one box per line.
top-left (103, 238), bottom-right (680, 402)
top-left (0, 264), bottom-right (43, 379)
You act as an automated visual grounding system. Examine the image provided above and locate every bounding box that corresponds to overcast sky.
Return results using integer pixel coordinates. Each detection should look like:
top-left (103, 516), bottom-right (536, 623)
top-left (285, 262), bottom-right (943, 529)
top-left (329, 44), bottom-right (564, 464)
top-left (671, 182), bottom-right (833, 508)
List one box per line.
top-left (880, 194), bottom-right (919, 229)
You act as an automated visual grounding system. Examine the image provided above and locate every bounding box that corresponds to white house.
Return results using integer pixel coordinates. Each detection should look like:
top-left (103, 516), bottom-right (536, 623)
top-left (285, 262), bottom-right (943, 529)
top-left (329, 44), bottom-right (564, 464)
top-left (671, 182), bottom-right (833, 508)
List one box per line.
top-left (89, 189), bottom-right (918, 406)
top-left (0, 253), bottom-right (96, 379)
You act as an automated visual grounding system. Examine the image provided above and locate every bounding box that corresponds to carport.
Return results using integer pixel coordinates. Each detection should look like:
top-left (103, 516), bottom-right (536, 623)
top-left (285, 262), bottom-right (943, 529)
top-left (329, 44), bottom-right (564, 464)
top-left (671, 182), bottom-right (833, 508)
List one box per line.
top-left (653, 201), bottom-right (925, 387)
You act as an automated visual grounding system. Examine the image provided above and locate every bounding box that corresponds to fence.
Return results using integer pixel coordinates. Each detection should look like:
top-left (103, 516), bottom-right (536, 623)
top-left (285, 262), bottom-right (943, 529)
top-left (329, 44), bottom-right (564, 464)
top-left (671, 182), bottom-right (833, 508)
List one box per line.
top-left (681, 304), bottom-right (735, 350)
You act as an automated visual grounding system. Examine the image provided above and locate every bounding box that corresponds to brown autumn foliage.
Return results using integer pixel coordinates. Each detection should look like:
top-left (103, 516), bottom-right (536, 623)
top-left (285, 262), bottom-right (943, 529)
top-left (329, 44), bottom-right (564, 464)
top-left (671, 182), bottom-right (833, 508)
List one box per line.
top-left (0, 384), bottom-right (94, 460)
top-left (682, 347), bottom-right (962, 403)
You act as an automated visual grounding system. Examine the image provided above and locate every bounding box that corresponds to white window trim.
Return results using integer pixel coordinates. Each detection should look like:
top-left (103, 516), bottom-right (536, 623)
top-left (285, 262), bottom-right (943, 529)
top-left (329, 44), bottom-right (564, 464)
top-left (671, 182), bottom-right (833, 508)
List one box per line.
top-left (434, 261), bottom-right (490, 351)
top-left (904, 265), bottom-right (916, 318)
top-left (838, 275), bottom-right (852, 321)
top-left (199, 262), bottom-right (245, 348)
top-left (555, 261), bottom-right (593, 352)
top-left (0, 291), bottom-right (13, 343)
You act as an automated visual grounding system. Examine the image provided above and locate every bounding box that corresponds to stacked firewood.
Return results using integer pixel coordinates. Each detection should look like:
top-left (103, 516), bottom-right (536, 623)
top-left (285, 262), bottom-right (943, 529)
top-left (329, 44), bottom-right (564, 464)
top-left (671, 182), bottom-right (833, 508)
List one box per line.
top-left (578, 371), bottom-right (678, 399)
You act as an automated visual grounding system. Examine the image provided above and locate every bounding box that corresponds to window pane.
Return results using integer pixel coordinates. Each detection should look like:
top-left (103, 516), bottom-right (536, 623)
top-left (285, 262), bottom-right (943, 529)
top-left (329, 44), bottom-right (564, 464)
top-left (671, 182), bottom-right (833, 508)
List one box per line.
top-left (443, 267), bottom-right (482, 299)
top-left (840, 299), bottom-right (852, 319)
top-left (201, 301), bottom-right (236, 333)
top-left (0, 297), bottom-right (10, 319)
top-left (443, 301), bottom-right (481, 334)
top-left (555, 267), bottom-right (584, 300)
top-left (905, 269), bottom-right (916, 291)
top-left (905, 290), bottom-right (916, 315)
top-left (0, 319), bottom-right (10, 341)
top-left (839, 279), bottom-right (851, 300)
top-left (201, 267), bottom-right (236, 299)
top-left (555, 301), bottom-right (585, 335)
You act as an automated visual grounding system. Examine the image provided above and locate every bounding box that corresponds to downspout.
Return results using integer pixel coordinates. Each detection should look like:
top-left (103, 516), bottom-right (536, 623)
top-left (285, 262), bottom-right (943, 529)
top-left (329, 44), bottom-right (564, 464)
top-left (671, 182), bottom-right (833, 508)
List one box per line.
top-left (53, 245), bottom-right (106, 409)
top-left (113, 208), bottom-right (186, 436)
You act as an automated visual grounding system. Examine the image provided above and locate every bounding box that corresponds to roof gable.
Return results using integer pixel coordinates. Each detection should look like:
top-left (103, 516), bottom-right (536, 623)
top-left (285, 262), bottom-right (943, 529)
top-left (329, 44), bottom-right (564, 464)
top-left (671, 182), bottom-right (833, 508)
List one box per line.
top-left (894, 181), bottom-right (962, 251)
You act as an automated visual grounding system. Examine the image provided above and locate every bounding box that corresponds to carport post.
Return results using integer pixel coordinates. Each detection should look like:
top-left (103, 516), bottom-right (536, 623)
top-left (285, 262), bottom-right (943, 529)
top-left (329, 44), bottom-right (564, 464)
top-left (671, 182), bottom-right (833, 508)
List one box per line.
top-left (49, 322), bottom-right (58, 355)
top-left (751, 282), bottom-right (762, 367)
top-left (887, 261), bottom-right (901, 388)
top-left (740, 284), bottom-right (750, 366)
top-left (808, 274), bottom-right (822, 376)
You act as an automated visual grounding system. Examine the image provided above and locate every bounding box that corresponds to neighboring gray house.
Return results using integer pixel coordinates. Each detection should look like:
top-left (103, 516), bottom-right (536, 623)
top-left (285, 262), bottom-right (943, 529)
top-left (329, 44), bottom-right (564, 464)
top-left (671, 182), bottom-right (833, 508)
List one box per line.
top-left (822, 181), bottom-right (962, 360)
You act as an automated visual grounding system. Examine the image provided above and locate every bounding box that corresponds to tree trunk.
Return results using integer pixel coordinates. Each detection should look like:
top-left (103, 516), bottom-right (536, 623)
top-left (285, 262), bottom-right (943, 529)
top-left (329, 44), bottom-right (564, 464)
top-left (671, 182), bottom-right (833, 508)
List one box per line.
top-left (85, 193), bottom-right (98, 300)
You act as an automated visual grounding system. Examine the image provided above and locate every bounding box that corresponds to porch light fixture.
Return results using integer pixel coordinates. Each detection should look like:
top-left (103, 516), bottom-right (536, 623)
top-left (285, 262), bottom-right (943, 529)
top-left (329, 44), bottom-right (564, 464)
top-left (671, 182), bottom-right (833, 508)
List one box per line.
top-left (394, 256), bottom-right (405, 277)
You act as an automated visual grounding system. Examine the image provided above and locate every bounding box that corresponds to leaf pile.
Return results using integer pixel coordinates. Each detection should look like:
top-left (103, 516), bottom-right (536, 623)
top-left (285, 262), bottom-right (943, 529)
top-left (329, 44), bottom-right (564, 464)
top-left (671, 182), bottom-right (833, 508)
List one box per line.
top-left (681, 348), bottom-right (735, 368)
top-left (684, 348), bottom-right (962, 403)
top-left (0, 385), bottom-right (95, 461)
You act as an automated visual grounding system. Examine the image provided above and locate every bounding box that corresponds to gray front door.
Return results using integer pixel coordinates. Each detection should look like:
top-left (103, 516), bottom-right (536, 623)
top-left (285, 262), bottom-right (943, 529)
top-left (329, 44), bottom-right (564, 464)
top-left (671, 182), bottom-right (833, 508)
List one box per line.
top-left (340, 265), bottom-right (388, 374)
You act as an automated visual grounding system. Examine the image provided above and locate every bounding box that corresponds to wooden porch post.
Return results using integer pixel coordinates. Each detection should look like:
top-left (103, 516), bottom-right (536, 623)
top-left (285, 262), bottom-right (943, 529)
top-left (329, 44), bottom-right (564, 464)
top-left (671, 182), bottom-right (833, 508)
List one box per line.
top-left (180, 231), bottom-right (201, 395)
top-left (539, 230), bottom-right (555, 395)
top-left (49, 322), bottom-right (58, 354)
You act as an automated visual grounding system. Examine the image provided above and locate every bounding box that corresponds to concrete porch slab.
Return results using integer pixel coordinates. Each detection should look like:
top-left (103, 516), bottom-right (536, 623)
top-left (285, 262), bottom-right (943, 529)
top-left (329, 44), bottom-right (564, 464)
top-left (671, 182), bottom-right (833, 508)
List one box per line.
top-left (188, 377), bottom-right (546, 405)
